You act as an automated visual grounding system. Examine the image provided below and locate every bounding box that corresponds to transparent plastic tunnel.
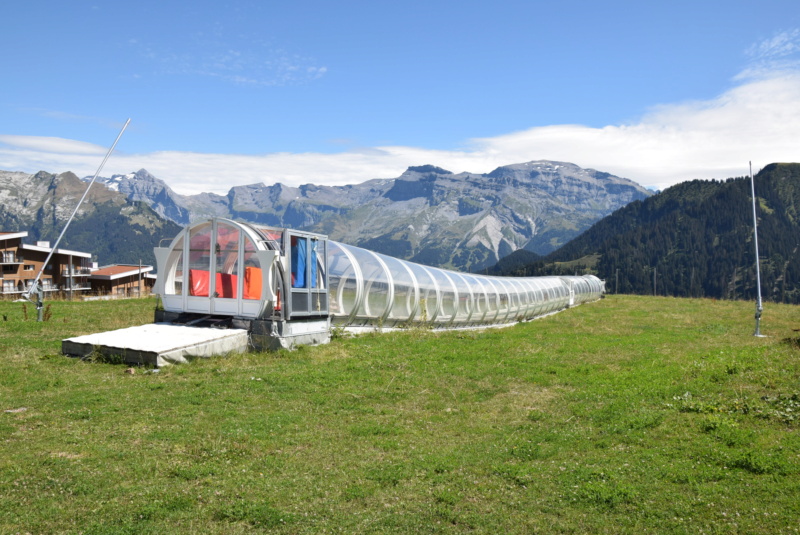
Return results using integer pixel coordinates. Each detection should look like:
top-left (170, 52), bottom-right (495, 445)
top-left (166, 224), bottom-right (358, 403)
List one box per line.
top-left (326, 240), bottom-right (604, 329)
top-left (154, 219), bottom-right (605, 330)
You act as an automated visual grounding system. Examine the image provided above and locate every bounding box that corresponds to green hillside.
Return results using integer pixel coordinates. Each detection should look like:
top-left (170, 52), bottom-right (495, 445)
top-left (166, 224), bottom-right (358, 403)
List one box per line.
top-left (32, 201), bottom-right (182, 266)
top-left (1, 295), bottom-right (799, 533)
top-left (495, 163), bottom-right (800, 303)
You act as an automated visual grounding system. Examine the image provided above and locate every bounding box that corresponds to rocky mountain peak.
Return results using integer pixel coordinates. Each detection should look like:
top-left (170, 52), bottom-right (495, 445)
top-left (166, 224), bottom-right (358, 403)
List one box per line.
top-left (56, 159), bottom-right (651, 271)
top-left (83, 168), bottom-right (191, 224)
top-left (404, 164), bottom-right (453, 176)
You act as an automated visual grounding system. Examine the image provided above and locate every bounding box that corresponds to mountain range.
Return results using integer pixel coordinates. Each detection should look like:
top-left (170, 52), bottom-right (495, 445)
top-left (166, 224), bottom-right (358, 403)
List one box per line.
top-left (86, 161), bottom-right (651, 271)
top-left (6, 160), bottom-right (798, 304)
top-left (0, 170), bottom-right (181, 265)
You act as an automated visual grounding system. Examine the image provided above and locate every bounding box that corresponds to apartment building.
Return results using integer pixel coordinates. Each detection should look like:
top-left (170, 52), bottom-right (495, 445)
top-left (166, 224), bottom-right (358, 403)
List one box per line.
top-left (0, 231), bottom-right (92, 297)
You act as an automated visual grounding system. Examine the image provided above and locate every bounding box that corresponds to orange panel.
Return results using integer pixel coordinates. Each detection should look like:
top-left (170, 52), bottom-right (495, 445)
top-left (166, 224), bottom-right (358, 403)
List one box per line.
top-left (244, 266), bottom-right (262, 300)
top-left (216, 273), bottom-right (238, 298)
top-left (189, 269), bottom-right (210, 297)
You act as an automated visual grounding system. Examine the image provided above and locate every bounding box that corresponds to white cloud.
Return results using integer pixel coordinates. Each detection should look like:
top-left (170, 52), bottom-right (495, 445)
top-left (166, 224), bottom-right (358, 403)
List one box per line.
top-left (738, 29), bottom-right (800, 81)
top-left (0, 135), bottom-right (105, 156)
top-left (2, 34), bottom-right (800, 195)
top-left (746, 29), bottom-right (800, 61)
top-left (131, 32), bottom-right (328, 87)
top-left (469, 73), bottom-right (800, 190)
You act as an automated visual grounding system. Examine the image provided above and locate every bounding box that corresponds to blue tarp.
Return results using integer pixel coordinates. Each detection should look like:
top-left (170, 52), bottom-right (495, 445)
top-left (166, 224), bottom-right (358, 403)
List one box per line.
top-left (291, 237), bottom-right (318, 288)
top-left (291, 237), bottom-right (306, 288)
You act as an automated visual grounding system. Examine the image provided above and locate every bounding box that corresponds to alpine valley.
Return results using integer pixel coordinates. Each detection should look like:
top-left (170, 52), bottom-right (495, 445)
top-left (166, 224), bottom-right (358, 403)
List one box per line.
top-left (4, 160), bottom-right (800, 304)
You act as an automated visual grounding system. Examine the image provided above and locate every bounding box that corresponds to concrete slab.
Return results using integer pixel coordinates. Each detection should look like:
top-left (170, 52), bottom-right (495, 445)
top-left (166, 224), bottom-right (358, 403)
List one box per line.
top-left (62, 323), bottom-right (249, 367)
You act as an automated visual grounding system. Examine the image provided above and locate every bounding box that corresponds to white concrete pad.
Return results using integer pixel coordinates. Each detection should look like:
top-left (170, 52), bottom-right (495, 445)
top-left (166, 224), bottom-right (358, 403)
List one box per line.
top-left (62, 323), bottom-right (249, 367)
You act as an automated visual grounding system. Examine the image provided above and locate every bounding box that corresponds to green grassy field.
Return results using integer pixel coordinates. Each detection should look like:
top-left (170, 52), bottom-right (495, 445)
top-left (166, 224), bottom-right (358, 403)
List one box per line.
top-left (1, 295), bottom-right (799, 534)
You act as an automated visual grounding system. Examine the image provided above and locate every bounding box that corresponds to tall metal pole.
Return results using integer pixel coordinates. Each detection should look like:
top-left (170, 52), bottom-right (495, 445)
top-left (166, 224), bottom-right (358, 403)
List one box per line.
top-left (21, 119), bottom-right (130, 319)
top-left (750, 162), bottom-right (765, 337)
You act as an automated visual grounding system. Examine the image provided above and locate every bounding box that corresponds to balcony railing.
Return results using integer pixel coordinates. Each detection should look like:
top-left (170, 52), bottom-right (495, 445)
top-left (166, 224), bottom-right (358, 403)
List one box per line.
top-left (1, 287), bottom-right (23, 294)
top-left (60, 285), bottom-right (92, 291)
top-left (1, 278), bottom-right (80, 294)
top-left (61, 268), bottom-right (92, 277)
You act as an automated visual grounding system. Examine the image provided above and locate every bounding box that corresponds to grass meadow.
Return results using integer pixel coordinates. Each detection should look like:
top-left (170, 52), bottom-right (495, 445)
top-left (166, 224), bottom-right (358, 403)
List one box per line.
top-left (1, 295), bottom-right (799, 534)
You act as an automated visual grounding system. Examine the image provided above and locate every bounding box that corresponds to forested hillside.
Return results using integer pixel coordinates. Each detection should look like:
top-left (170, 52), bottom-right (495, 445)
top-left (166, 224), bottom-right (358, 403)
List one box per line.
top-left (492, 163), bottom-right (800, 303)
top-left (32, 202), bottom-right (182, 266)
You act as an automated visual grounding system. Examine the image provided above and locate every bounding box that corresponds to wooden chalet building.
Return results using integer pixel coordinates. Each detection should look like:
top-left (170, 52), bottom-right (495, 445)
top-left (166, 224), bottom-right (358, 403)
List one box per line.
top-left (0, 231), bottom-right (92, 297)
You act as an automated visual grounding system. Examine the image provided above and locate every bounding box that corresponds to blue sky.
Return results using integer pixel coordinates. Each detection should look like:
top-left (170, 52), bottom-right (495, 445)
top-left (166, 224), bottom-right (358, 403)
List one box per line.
top-left (1, 0), bottom-right (799, 194)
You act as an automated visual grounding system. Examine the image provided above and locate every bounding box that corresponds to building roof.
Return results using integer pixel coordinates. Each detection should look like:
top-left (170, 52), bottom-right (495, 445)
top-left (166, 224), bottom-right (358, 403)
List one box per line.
top-left (89, 264), bottom-right (154, 281)
top-left (0, 231), bottom-right (29, 241)
top-left (20, 243), bottom-right (92, 258)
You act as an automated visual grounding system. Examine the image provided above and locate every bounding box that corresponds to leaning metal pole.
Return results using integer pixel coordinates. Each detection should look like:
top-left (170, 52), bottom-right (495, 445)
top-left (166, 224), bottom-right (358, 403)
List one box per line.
top-left (21, 118), bottom-right (130, 320)
top-left (750, 162), bottom-right (765, 337)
